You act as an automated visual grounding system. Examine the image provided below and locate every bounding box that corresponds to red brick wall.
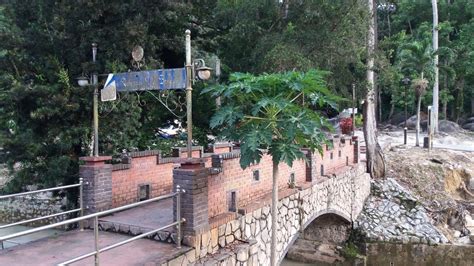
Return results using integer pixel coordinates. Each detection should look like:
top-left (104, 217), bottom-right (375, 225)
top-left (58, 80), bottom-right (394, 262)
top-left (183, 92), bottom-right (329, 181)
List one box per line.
top-left (109, 137), bottom-right (356, 212)
top-left (177, 150), bottom-right (202, 159)
top-left (208, 154), bottom-right (307, 218)
top-left (212, 146), bottom-right (232, 154)
top-left (111, 156), bottom-right (175, 208)
top-left (207, 137), bottom-right (356, 219)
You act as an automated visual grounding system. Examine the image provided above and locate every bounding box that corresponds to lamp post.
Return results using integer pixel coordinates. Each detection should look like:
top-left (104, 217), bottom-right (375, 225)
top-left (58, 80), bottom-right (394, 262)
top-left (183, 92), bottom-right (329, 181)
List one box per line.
top-left (77, 43), bottom-right (99, 157)
top-left (402, 77), bottom-right (411, 128)
top-left (184, 30), bottom-right (212, 158)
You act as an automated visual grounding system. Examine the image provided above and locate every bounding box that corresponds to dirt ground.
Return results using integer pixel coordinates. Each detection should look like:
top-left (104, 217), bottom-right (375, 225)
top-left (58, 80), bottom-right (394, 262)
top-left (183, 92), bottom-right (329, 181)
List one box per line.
top-left (379, 130), bottom-right (474, 243)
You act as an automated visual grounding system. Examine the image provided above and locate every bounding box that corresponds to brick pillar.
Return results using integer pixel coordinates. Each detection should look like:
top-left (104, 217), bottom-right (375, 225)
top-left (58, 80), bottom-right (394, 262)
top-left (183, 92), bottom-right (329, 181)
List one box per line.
top-left (304, 151), bottom-right (313, 182)
top-left (352, 136), bottom-right (360, 164)
top-left (79, 156), bottom-right (112, 214)
top-left (173, 159), bottom-right (209, 236)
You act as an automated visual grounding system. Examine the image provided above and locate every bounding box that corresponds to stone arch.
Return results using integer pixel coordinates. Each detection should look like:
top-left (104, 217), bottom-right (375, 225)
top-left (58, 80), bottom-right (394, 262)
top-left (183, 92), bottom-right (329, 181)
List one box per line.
top-left (301, 212), bottom-right (352, 245)
top-left (281, 209), bottom-right (352, 264)
top-left (303, 208), bottom-right (352, 229)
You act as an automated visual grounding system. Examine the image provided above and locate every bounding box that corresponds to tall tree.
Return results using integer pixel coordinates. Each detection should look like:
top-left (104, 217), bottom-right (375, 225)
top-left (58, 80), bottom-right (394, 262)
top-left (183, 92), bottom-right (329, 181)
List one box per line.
top-left (205, 70), bottom-right (336, 266)
top-left (364, 0), bottom-right (385, 179)
top-left (432, 0), bottom-right (439, 132)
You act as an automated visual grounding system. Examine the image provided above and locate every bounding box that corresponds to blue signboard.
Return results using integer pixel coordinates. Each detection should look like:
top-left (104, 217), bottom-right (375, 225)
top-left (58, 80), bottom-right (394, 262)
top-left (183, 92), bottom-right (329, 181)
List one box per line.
top-left (101, 68), bottom-right (187, 101)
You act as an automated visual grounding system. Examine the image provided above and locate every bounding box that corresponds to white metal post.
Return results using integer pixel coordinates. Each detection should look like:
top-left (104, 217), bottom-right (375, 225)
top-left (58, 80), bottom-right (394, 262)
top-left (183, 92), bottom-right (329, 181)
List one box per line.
top-left (94, 216), bottom-right (100, 266)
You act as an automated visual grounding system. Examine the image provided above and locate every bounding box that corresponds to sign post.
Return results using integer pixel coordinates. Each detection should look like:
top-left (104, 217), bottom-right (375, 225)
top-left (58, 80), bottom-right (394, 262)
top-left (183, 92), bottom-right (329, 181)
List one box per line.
top-left (101, 30), bottom-right (198, 159)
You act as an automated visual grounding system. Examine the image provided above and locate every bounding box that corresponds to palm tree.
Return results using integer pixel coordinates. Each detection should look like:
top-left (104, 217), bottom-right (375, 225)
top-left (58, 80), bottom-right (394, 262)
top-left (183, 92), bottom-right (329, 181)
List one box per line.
top-left (399, 40), bottom-right (433, 146)
top-left (399, 40), bottom-right (433, 79)
top-left (412, 78), bottom-right (429, 146)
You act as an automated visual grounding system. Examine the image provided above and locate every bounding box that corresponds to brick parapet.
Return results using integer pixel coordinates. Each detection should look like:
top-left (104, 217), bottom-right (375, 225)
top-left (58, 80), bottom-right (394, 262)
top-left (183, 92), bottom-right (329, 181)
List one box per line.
top-left (172, 146), bottom-right (203, 159)
top-left (79, 156), bottom-right (113, 214)
top-left (208, 143), bottom-right (233, 154)
top-left (173, 162), bottom-right (210, 235)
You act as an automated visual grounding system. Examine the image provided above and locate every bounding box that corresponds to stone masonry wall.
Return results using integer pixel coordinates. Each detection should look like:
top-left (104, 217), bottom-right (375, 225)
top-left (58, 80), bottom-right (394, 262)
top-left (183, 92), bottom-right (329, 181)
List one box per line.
top-left (161, 164), bottom-right (370, 265)
top-left (0, 193), bottom-right (66, 226)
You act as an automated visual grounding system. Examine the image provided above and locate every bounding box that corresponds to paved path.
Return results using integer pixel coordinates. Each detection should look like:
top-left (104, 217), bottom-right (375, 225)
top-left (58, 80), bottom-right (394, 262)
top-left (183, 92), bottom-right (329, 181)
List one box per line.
top-left (100, 199), bottom-right (173, 230)
top-left (0, 229), bottom-right (189, 265)
top-left (0, 224), bottom-right (61, 249)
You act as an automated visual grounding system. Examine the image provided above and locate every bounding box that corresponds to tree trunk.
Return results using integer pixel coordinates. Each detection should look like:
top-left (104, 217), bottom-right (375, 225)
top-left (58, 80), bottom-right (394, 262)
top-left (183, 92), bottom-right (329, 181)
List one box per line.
top-left (471, 97), bottom-right (474, 116)
top-left (443, 68), bottom-right (448, 120)
top-left (388, 102), bottom-right (395, 120)
top-left (442, 100), bottom-right (447, 120)
top-left (270, 161), bottom-right (279, 266)
top-left (364, 0), bottom-right (385, 179)
top-left (455, 78), bottom-right (465, 123)
top-left (416, 96), bottom-right (422, 146)
top-left (378, 89), bottom-right (382, 122)
top-left (432, 0), bottom-right (439, 132)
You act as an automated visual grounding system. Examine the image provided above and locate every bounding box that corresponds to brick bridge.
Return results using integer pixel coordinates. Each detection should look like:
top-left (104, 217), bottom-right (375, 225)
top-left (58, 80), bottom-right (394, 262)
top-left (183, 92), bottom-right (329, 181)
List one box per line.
top-left (0, 135), bottom-right (370, 265)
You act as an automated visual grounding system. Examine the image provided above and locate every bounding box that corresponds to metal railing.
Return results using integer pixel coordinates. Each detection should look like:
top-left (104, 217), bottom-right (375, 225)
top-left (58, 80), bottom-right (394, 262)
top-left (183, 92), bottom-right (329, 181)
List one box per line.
top-left (0, 178), bottom-right (85, 249)
top-left (0, 186), bottom-right (185, 266)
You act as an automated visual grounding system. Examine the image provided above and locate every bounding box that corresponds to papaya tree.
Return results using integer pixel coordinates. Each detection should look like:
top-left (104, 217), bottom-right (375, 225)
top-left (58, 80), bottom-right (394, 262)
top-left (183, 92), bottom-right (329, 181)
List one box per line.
top-left (204, 70), bottom-right (337, 266)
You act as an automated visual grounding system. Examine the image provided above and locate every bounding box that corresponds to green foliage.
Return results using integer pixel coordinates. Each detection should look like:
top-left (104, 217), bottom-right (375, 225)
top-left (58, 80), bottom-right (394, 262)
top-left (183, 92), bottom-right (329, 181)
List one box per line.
top-left (2, 0), bottom-right (474, 192)
top-left (0, 1), bottom-right (215, 191)
top-left (204, 70), bottom-right (337, 169)
top-left (354, 114), bottom-right (363, 128)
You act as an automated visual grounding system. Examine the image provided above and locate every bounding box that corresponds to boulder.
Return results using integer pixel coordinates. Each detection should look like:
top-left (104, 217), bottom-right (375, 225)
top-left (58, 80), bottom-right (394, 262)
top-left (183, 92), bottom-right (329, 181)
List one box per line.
top-left (398, 113), bottom-right (428, 129)
top-left (438, 120), bottom-right (462, 133)
top-left (462, 122), bottom-right (474, 131)
top-left (463, 117), bottom-right (474, 125)
top-left (387, 112), bottom-right (408, 126)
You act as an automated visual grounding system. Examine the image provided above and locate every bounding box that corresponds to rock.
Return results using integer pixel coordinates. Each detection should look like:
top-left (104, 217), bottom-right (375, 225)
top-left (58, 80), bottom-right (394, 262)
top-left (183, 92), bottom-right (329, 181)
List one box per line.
top-left (231, 220), bottom-right (240, 233)
top-left (356, 177), bottom-right (449, 245)
top-left (387, 112), bottom-right (407, 126)
top-left (225, 234), bottom-right (235, 245)
top-left (463, 117), bottom-right (474, 125)
top-left (218, 224), bottom-right (226, 237)
top-left (225, 223), bottom-right (232, 236)
top-left (218, 236), bottom-right (226, 247)
top-left (438, 120), bottom-right (462, 133)
top-left (236, 247), bottom-right (249, 262)
top-left (399, 113), bottom-right (427, 129)
top-left (462, 122), bottom-right (474, 131)
top-left (210, 228), bottom-right (219, 248)
top-left (453, 230), bottom-right (461, 238)
top-left (469, 177), bottom-right (474, 191)
top-left (201, 231), bottom-right (210, 248)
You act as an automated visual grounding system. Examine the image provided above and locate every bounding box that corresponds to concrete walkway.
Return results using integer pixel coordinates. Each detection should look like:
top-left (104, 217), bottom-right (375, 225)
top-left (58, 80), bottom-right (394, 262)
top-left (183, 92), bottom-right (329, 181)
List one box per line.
top-left (0, 229), bottom-right (190, 265)
top-left (0, 224), bottom-right (61, 249)
top-left (100, 198), bottom-right (173, 231)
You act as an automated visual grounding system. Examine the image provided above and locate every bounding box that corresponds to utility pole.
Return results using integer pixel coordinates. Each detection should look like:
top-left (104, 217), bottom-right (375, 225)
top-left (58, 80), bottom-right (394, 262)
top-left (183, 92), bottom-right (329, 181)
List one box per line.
top-left (185, 30), bottom-right (193, 158)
